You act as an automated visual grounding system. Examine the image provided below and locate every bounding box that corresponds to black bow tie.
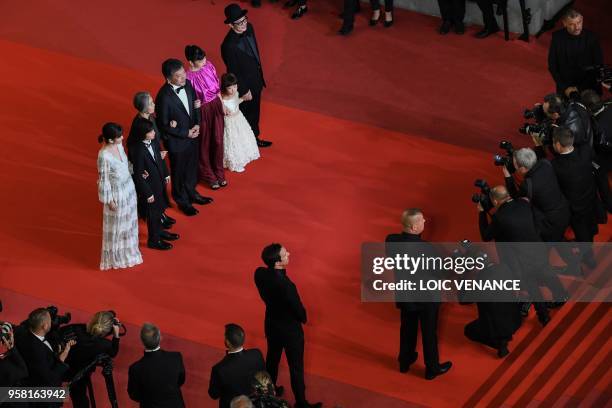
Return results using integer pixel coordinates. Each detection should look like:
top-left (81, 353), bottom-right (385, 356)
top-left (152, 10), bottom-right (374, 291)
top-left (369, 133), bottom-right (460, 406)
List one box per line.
top-left (175, 86), bottom-right (185, 94)
top-left (143, 141), bottom-right (152, 147)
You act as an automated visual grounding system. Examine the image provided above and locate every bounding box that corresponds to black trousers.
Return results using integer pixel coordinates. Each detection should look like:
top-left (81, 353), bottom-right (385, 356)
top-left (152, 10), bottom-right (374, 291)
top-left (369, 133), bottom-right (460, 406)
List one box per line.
top-left (145, 200), bottom-right (163, 244)
top-left (464, 319), bottom-right (503, 350)
top-left (437, 0), bottom-right (465, 24)
top-left (239, 89), bottom-right (262, 137)
top-left (399, 306), bottom-right (440, 370)
top-left (168, 144), bottom-right (198, 208)
top-left (342, 0), bottom-right (361, 27)
top-left (69, 376), bottom-right (91, 408)
top-left (370, 0), bottom-right (393, 12)
top-left (266, 330), bottom-right (306, 405)
top-left (475, 0), bottom-right (499, 30)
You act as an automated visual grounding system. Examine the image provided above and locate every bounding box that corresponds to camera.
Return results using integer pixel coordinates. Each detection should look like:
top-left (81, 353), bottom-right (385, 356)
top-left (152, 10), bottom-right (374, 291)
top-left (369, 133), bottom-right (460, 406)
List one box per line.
top-left (519, 122), bottom-right (553, 145)
top-left (46, 306), bottom-right (72, 329)
top-left (471, 179), bottom-right (494, 212)
top-left (493, 140), bottom-right (515, 173)
top-left (523, 105), bottom-right (545, 122)
top-left (1, 321), bottom-right (12, 343)
top-left (106, 310), bottom-right (127, 337)
top-left (586, 64), bottom-right (612, 86)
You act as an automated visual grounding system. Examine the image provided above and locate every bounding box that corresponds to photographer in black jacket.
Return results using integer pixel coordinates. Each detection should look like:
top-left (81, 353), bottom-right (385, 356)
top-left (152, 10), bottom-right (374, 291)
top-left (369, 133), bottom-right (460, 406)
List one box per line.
top-left (64, 311), bottom-right (121, 408)
top-left (541, 93), bottom-right (594, 147)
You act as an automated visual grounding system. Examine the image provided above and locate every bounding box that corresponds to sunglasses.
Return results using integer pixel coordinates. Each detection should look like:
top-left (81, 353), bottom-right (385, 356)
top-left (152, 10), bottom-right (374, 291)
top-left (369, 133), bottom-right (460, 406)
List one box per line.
top-left (233, 16), bottom-right (248, 26)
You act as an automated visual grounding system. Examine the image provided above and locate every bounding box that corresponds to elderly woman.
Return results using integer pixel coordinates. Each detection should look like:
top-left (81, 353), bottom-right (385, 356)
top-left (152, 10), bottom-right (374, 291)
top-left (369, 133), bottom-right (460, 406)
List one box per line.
top-left (127, 92), bottom-right (175, 228)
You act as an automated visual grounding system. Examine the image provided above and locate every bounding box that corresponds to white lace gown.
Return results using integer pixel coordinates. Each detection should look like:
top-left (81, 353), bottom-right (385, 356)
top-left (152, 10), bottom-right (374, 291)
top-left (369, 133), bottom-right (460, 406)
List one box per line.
top-left (97, 144), bottom-right (143, 270)
top-left (222, 94), bottom-right (260, 172)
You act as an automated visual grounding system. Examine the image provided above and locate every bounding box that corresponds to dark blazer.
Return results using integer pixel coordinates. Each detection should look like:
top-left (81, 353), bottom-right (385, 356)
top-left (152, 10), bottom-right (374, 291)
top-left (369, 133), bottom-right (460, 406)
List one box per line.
top-left (479, 199), bottom-right (541, 242)
top-left (254, 267), bottom-right (307, 337)
top-left (154, 81), bottom-right (201, 153)
top-left (548, 28), bottom-right (603, 94)
top-left (64, 325), bottom-right (120, 380)
top-left (127, 115), bottom-right (164, 160)
top-left (550, 145), bottom-right (597, 214)
top-left (128, 349), bottom-right (186, 408)
top-left (385, 232), bottom-right (441, 311)
top-left (221, 23), bottom-right (266, 95)
top-left (14, 331), bottom-right (68, 387)
top-left (131, 139), bottom-right (170, 208)
top-left (208, 349), bottom-right (265, 408)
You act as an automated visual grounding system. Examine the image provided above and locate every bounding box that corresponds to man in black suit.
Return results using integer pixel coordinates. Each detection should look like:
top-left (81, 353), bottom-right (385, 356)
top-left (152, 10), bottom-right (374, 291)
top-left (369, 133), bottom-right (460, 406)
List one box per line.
top-left (208, 323), bottom-right (265, 408)
top-left (155, 59), bottom-right (213, 216)
top-left (385, 209), bottom-right (452, 380)
top-left (548, 9), bottom-right (604, 97)
top-left (254, 244), bottom-right (321, 408)
top-left (14, 308), bottom-right (75, 406)
top-left (128, 323), bottom-right (186, 408)
top-left (437, 0), bottom-right (465, 35)
top-left (474, 0), bottom-right (499, 39)
top-left (548, 127), bottom-right (598, 267)
top-left (478, 186), bottom-right (552, 325)
top-left (131, 119), bottom-right (179, 250)
top-left (221, 4), bottom-right (272, 148)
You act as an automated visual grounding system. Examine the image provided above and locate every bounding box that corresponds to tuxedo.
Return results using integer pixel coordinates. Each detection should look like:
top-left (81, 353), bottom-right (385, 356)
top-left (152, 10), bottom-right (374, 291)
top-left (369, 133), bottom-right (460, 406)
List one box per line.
top-left (254, 267), bottom-right (308, 406)
top-left (131, 138), bottom-right (170, 244)
top-left (208, 348), bottom-right (265, 408)
top-left (155, 81), bottom-right (200, 209)
top-left (14, 330), bottom-right (68, 387)
top-left (128, 349), bottom-right (186, 408)
top-left (221, 23), bottom-right (265, 137)
top-left (385, 232), bottom-right (443, 371)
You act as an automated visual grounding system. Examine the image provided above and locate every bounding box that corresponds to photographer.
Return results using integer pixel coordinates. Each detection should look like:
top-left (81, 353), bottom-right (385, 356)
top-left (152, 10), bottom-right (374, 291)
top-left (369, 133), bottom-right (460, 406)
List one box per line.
top-left (548, 8), bottom-right (603, 97)
top-left (0, 322), bottom-right (29, 386)
top-left (478, 185), bottom-right (552, 325)
top-left (541, 93), bottom-right (594, 147)
top-left (14, 308), bottom-right (75, 388)
top-left (582, 89), bottom-right (612, 212)
top-left (64, 311), bottom-right (121, 408)
top-left (535, 127), bottom-right (599, 267)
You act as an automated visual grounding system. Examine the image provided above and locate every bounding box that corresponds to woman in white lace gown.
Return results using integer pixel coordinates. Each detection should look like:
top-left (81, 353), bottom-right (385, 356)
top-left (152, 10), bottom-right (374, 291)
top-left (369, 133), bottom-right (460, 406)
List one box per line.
top-left (97, 122), bottom-right (143, 270)
top-left (220, 73), bottom-right (260, 172)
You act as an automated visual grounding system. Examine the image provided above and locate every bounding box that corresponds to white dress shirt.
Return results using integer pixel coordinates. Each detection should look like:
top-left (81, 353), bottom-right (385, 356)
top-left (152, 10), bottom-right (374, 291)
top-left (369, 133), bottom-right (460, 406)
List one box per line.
top-left (170, 83), bottom-right (190, 116)
top-left (32, 332), bottom-right (53, 351)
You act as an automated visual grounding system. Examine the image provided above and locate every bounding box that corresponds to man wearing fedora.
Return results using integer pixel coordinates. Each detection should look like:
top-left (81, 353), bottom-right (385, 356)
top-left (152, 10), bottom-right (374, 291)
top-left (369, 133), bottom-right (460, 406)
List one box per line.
top-left (221, 4), bottom-right (273, 148)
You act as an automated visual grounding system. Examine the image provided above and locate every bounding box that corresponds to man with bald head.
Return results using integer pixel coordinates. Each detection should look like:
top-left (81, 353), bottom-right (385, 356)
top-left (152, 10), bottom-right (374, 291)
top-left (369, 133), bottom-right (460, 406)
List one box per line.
top-left (548, 8), bottom-right (603, 97)
top-left (386, 209), bottom-right (452, 380)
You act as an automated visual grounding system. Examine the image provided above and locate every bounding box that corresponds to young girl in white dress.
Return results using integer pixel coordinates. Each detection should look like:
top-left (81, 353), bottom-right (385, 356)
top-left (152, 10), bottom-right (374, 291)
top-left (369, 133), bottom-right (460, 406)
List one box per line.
top-left (97, 122), bottom-right (142, 270)
top-left (220, 73), bottom-right (260, 173)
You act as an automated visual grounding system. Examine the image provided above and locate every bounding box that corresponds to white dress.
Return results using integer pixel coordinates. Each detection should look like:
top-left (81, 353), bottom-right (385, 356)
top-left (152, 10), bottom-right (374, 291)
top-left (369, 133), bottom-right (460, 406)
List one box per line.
top-left (222, 93), bottom-right (260, 172)
top-left (97, 144), bottom-right (143, 270)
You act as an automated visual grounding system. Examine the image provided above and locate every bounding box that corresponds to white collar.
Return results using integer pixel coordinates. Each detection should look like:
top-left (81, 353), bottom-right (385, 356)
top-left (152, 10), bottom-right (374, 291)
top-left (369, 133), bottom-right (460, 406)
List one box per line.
top-left (145, 346), bottom-right (161, 353)
top-left (31, 331), bottom-right (46, 342)
top-left (227, 347), bottom-right (244, 354)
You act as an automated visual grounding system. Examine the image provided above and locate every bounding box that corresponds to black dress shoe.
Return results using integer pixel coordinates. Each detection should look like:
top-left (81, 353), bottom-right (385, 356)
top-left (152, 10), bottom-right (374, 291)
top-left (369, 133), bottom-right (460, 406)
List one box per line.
top-left (425, 361), bottom-right (452, 380)
top-left (292, 5), bottom-right (307, 19)
top-left (284, 0), bottom-right (297, 7)
top-left (256, 138), bottom-right (273, 147)
top-left (399, 352), bottom-right (418, 373)
top-left (370, 11), bottom-right (380, 26)
top-left (161, 213), bottom-right (176, 224)
top-left (454, 21), bottom-right (465, 34)
top-left (147, 240), bottom-right (173, 250)
top-left (251, 0), bottom-right (262, 7)
top-left (384, 19), bottom-right (393, 28)
top-left (338, 25), bottom-right (353, 35)
top-left (179, 205), bottom-right (198, 216)
top-left (160, 231), bottom-right (179, 241)
top-left (546, 296), bottom-right (568, 309)
top-left (162, 219), bottom-right (173, 229)
top-left (520, 302), bottom-right (531, 317)
top-left (475, 27), bottom-right (499, 39)
top-left (192, 195), bottom-right (213, 205)
top-left (538, 313), bottom-right (551, 327)
top-left (439, 21), bottom-right (452, 34)
top-left (497, 342), bottom-right (510, 358)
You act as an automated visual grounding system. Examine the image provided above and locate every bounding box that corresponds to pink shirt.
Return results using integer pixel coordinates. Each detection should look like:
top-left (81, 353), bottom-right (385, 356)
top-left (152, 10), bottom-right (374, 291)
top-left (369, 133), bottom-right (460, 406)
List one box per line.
top-left (186, 61), bottom-right (221, 104)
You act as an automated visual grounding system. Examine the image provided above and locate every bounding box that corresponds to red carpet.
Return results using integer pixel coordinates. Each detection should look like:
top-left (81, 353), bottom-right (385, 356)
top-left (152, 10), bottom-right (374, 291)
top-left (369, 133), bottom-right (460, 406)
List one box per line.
top-left (0, 0), bottom-right (610, 407)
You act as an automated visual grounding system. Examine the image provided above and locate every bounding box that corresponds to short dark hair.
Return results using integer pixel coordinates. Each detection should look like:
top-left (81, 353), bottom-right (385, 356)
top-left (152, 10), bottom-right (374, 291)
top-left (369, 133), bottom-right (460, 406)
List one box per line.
top-left (140, 323), bottom-right (161, 350)
top-left (552, 127), bottom-right (575, 147)
top-left (564, 8), bottom-right (582, 20)
top-left (161, 59), bottom-right (184, 79)
top-left (28, 308), bottom-right (50, 331)
top-left (581, 89), bottom-right (603, 113)
top-left (133, 91), bottom-right (152, 113)
top-left (544, 93), bottom-right (566, 116)
top-left (98, 122), bottom-right (123, 144)
top-left (133, 119), bottom-right (155, 141)
top-left (184, 45), bottom-right (206, 62)
top-left (261, 243), bottom-right (282, 268)
top-left (221, 73), bottom-right (238, 93)
top-left (225, 323), bottom-right (245, 348)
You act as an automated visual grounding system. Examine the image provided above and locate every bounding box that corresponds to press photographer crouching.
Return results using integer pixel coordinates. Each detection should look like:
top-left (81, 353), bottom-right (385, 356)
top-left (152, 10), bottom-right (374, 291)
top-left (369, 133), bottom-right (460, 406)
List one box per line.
top-left (63, 311), bottom-right (122, 408)
top-left (477, 185), bottom-right (552, 325)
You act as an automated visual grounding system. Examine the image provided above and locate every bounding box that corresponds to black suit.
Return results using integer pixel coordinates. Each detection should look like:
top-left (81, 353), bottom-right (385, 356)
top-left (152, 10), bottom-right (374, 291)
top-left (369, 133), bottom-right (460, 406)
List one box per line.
top-left (548, 29), bottom-right (604, 95)
top-left (64, 326), bottom-right (120, 408)
top-left (155, 81), bottom-right (201, 209)
top-left (385, 232), bottom-right (443, 371)
top-left (221, 24), bottom-right (265, 137)
top-left (438, 0), bottom-right (465, 25)
top-left (128, 349), bottom-right (186, 408)
top-left (131, 139), bottom-right (170, 244)
top-left (475, 0), bottom-right (499, 32)
top-left (254, 267), bottom-right (308, 406)
top-left (14, 331), bottom-right (68, 388)
top-left (208, 349), bottom-right (265, 408)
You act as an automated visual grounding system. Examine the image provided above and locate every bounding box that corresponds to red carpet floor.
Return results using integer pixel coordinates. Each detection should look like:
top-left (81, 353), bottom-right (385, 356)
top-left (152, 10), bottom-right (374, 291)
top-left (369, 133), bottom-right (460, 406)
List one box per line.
top-left (0, 0), bottom-right (610, 407)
